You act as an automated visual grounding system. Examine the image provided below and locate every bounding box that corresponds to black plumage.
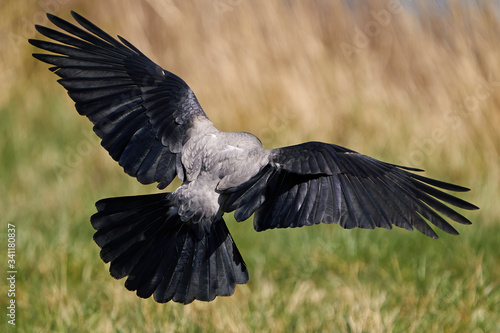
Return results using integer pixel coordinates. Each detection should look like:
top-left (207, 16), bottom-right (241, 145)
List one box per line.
top-left (30, 11), bottom-right (478, 305)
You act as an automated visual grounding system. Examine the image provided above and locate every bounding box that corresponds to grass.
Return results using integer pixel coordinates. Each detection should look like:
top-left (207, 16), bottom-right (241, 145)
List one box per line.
top-left (2, 0), bottom-right (500, 332)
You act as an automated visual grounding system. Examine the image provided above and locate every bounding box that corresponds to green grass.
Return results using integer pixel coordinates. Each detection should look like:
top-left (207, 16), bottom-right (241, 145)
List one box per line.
top-left (2, 92), bottom-right (499, 332)
top-left (2, 0), bottom-right (500, 332)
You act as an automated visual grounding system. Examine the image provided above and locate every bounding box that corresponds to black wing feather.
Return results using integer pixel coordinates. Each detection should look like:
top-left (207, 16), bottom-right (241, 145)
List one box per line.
top-left (225, 142), bottom-right (478, 239)
top-left (29, 11), bottom-right (209, 189)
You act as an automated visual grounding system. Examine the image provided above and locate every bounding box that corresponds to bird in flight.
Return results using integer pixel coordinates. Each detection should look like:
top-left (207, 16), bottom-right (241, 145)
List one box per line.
top-left (30, 12), bottom-right (478, 304)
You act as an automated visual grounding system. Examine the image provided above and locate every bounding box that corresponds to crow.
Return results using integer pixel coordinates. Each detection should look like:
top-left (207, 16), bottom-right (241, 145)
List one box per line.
top-left (29, 11), bottom-right (478, 304)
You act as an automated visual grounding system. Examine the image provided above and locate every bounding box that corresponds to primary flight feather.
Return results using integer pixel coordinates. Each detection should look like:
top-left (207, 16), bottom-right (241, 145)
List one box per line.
top-left (29, 11), bottom-right (478, 304)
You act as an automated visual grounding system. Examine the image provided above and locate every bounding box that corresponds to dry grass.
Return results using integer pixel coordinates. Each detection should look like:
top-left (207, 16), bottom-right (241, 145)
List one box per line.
top-left (1, 0), bottom-right (499, 332)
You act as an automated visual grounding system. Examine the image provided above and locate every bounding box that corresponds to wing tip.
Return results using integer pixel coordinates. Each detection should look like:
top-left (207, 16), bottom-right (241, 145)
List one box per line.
top-left (46, 12), bottom-right (66, 27)
top-left (399, 165), bottom-right (425, 172)
top-left (464, 202), bottom-right (480, 211)
top-left (46, 12), bottom-right (56, 21)
top-left (69, 10), bottom-right (83, 21)
top-left (33, 24), bottom-right (45, 35)
top-left (27, 38), bottom-right (38, 48)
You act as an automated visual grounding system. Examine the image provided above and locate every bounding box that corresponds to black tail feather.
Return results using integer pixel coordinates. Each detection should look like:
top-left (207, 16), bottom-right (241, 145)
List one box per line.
top-left (91, 193), bottom-right (249, 304)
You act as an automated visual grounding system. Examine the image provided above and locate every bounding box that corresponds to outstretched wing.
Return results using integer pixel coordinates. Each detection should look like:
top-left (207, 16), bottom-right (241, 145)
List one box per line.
top-left (29, 11), bottom-right (210, 189)
top-left (224, 142), bottom-right (478, 239)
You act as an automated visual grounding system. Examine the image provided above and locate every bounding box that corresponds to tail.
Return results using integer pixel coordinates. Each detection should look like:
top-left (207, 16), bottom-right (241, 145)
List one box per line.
top-left (90, 193), bottom-right (249, 304)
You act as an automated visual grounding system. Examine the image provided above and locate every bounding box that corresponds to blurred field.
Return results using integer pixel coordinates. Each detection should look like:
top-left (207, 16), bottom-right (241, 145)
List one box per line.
top-left (1, 0), bottom-right (500, 332)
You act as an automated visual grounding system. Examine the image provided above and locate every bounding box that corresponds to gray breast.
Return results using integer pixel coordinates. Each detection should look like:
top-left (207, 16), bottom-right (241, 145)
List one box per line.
top-left (174, 124), bottom-right (270, 227)
top-left (181, 119), bottom-right (270, 188)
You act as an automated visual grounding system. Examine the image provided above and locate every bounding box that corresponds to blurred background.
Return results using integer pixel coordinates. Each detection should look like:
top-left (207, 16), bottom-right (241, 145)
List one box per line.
top-left (1, 0), bottom-right (499, 332)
